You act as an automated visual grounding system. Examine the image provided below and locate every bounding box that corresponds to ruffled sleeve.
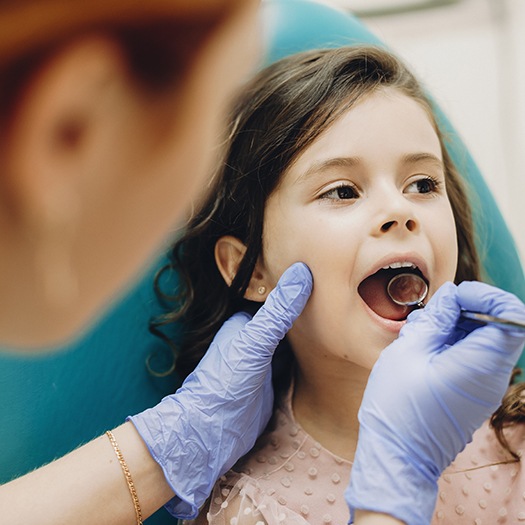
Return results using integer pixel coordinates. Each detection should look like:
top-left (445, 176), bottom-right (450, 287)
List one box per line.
top-left (184, 383), bottom-right (352, 525)
top-left (185, 472), bottom-right (311, 525)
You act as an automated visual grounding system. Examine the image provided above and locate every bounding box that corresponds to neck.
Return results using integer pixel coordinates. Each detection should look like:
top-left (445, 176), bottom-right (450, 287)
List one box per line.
top-left (291, 353), bottom-right (370, 462)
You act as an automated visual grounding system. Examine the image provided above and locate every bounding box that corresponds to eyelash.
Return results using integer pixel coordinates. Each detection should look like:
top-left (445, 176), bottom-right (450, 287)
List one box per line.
top-left (318, 176), bottom-right (442, 202)
top-left (319, 183), bottom-right (359, 201)
top-left (405, 176), bottom-right (442, 195)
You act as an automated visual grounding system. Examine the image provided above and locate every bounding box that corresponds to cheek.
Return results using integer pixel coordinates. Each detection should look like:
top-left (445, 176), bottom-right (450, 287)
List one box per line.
top-left (263, 235), bottom-right (322, 289)
top-left (261, 207), bottom-right (356, 288)
top-left (430, 203), bottom-right (459, 285)
top-left (261, 208), bottom-right (321, 284)
top-left (289, 282), bottom-right (397, 371)
top-left (443, 208), bottom-right (459, 277)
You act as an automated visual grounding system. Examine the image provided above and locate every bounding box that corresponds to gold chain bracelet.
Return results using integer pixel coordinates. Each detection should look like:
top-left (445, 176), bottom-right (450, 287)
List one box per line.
top-left (106, 430), bottom-right (143, 525)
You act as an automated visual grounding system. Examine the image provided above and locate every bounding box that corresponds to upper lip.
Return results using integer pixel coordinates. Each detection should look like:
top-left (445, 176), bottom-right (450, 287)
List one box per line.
top-left (358, 253), bottom-right (430, 284)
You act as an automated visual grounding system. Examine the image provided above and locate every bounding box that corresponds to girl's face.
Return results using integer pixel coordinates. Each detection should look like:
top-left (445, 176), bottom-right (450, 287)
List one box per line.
top-left (259, 88), bottom-right (458, 369)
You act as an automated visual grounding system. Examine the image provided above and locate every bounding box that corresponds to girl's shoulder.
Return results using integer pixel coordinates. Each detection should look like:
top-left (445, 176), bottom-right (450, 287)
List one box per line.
top-left (433, 420), bottom-right (525, 524)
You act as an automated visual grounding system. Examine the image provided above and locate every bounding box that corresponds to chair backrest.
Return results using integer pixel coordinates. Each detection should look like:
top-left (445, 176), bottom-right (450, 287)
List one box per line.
top-left (1, 2), bottom-right (523, 523)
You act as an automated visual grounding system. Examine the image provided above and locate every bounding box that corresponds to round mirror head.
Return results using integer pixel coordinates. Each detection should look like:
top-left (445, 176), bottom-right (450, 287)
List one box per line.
top-left (387, 273), bottom-right (428, 307)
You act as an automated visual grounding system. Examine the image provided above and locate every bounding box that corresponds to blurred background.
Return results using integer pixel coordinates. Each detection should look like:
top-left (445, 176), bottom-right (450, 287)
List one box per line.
top-left (318, 0), bottom-right (525, 262)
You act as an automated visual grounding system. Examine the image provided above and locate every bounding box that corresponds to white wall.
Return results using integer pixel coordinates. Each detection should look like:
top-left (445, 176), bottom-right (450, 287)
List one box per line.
top-left (323, 0), bottom-right (525, 262)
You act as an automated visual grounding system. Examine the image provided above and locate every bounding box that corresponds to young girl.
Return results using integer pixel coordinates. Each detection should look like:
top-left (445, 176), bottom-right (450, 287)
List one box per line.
top-left (156, 46), bottom-right (525, 524)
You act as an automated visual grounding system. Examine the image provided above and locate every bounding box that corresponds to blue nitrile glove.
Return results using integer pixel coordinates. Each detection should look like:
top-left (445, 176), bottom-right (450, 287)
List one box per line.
top-left (129, 262), bottom-right (312, 519)
top-left (346, 281), bottom-right (525, 525)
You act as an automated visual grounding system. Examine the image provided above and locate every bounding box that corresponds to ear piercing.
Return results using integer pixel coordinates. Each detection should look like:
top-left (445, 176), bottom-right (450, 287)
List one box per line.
top-left (257, 286), bottom-right (266, 295)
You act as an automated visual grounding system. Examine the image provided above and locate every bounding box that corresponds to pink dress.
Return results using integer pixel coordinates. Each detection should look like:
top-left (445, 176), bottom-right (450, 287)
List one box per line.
top-left (434, 419), bottom-right (525, 524)
top-left (186, 389), bottom-right (525, 525)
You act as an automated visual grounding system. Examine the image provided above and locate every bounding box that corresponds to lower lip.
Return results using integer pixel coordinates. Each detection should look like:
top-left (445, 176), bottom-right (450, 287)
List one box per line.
top-left (360, 299), bottom-right (406, 333)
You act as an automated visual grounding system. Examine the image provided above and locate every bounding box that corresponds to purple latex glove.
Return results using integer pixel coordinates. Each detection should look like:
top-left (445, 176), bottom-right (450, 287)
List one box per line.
top-left (129, 262), bottom-right (312, 519)
top-left (346, 281), bottom-right (525, 525)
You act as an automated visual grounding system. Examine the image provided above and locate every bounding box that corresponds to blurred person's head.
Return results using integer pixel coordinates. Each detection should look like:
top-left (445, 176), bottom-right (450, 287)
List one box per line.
top-left (0, 0), bottom-right (260, 349)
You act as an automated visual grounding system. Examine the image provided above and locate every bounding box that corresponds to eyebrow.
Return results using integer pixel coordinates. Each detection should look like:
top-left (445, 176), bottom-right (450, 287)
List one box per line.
top-left (295, 156), bottom-right (361, 184)
top-left (295, 152), bottom-right (444, 184)
top-left (401, 152), bottom-right (444, 169)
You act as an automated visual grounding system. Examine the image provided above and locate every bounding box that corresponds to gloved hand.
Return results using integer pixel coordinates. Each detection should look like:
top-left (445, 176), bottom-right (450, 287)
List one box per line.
top-left (129, 262), bottom-right (312, 519)
top-left (346, 281), bottom-right (525, 525)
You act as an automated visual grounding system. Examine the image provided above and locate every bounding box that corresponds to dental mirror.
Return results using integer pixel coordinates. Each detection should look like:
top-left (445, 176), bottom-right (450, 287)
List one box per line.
top-left (386, 272), bottom-right (525, 332)
top-left (386, 272), bottom-right (428, 309)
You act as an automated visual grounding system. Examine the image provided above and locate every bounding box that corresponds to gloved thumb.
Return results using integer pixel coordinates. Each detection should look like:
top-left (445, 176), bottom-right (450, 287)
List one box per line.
top-left (240, 262), bottom-right (313, 359)
top-left (402, 281), bottom-right (461, 348)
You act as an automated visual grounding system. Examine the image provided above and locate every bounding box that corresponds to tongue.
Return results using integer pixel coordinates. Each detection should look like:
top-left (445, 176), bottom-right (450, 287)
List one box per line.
top-left (358, 269), bottom-right (411, 321)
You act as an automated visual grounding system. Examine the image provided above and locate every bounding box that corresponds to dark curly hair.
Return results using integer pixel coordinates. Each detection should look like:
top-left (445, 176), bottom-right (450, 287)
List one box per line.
top-left (152, 45), bottom-right (524, 460)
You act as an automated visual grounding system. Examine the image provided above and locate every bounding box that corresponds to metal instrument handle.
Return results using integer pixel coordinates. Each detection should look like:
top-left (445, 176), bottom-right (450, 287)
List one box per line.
top-left (461, 310), bottom-right (525, 331)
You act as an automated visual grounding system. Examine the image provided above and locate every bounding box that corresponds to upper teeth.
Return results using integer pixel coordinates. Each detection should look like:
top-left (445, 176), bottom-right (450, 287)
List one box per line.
top-left (382, 261), bottom-right (417, 270)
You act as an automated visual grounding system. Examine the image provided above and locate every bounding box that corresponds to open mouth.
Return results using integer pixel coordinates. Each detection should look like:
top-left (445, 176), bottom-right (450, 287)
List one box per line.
top-left (358, 264), bottom-right (428, 321)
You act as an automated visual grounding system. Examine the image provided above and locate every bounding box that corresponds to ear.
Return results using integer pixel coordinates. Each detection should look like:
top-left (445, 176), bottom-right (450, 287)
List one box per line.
top-left (214, 235), bottom-right (270, 302)
top-left (2, 35), bottom-right (131, 230)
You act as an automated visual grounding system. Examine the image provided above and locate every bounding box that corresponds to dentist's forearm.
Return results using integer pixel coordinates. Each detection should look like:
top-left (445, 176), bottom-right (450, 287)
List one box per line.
top-left (0, 422), bottom-right (174, 525)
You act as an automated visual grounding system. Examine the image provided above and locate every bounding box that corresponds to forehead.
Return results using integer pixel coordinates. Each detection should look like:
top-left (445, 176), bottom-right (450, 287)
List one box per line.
top-left (282, 88), bottom-right (442, 187)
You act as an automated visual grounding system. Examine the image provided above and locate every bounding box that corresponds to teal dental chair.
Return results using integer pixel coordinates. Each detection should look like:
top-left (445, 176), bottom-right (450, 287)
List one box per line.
top-left (1, 2), bottom-right (523, 523)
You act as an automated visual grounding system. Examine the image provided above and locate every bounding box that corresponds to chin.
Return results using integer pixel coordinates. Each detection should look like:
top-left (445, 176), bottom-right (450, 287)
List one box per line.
top-left (370, 331), bottom-right (399, 361)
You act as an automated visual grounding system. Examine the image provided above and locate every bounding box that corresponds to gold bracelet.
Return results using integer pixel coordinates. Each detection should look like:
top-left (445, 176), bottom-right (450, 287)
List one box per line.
top-left (106, 430), bottom-right (143, 525)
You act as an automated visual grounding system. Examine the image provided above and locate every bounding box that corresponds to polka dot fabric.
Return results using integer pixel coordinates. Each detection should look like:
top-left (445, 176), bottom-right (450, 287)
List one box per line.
top-left (185, 388), bottom-right (524, 525)
top-left (433, 420), bottom-right (525, 524)
top-left (184, 388), bottom-right (352, 525)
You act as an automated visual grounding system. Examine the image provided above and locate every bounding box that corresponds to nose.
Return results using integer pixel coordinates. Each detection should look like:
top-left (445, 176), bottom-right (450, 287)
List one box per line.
top-left (373, 195), bottom-right (418, 236)
top-left (381, 217), bottom-right (417, 233)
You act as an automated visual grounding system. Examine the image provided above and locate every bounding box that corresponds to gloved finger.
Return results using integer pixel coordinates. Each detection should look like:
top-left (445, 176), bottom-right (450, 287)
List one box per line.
top-left (210, 311), bottom-right (253, 343)
top-left (454, 281), bottom-right (525, 362)
top-left (429, 284), bottom-right (525, 408)
top-left (401, 281), bottom-right (461, 349)
top-left (175, 313), bottom-right (256, 395)
top-left (441, 322), bottom-right (525, 380)
top-left (238, 262), bottom-right (313, 359)
top-left (182, 263), bottom-right (312, 397)
top-left (458, 281), bottom-right (525, 328)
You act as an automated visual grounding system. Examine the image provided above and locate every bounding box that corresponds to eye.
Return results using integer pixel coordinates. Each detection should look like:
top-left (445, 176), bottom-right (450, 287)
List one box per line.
top-left (319, 183), bottom-right (359, 201)
top-left (405, 176), bottom-right (440, 195)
